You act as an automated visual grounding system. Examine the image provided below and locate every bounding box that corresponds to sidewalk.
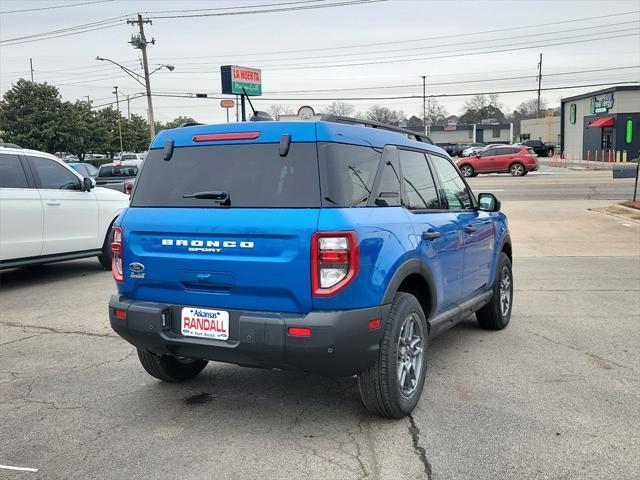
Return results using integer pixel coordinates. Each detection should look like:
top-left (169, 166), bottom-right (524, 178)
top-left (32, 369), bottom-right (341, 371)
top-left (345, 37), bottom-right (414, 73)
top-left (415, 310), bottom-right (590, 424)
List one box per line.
top-left (540, 156), bottom-right (639, 171)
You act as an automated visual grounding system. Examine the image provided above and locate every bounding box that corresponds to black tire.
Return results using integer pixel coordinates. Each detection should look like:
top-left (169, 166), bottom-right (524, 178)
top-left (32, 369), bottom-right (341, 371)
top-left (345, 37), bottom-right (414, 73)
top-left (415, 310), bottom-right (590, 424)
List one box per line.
top-left (97, 224), bottom-right (113, 270)
top-left (137, 349), bottom-right (208, 382)
top-left (546, 148), bottom-right (554, 157)
top-left (510, 163), bottom-right (525, 176)
top-left (476, 252), bottom-right (513, 330)
top-left (459, 164), bottom-right (474, 178)
top-left (357, 292), bottom-right (428, 418)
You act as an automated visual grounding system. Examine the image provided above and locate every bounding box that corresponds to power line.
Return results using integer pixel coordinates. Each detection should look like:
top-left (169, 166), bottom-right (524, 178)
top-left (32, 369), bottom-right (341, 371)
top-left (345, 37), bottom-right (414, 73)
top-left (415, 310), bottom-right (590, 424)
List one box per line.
top-left (141, 0), bottom-right (330, 15)
top-left (144, 0), bottom-right (387, 19)
top-left (262, 31), bottom-right (640, 71)
top-left (0, 0), bottom-right (114, 14)
top-left (264, 66), bottom-right (640, 93)
top-left (151, 10), bottom-right (639, 60)
top-left (0, 16), bottom-right (126, 45)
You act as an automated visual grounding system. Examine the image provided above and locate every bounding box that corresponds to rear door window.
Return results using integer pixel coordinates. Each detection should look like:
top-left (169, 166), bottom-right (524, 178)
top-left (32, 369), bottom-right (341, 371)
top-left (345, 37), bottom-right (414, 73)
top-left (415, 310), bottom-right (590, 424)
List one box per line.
top-left (132, 143), bottom-right (321, 208)
top-left (318, 143), bottom-right (381, 207)
top-left (0, 154), bottom-right (29, 188)
top-left (398, 150), bottom-right (440, 210)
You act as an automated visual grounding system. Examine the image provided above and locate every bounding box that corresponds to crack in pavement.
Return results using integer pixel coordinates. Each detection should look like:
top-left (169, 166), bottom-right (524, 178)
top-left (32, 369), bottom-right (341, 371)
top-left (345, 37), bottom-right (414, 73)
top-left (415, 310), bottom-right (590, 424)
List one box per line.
top-left (408, 414), bottom-right (432, 479)
top-left (0, 321), bottom-right (117, 338)
top-left (0, 333), bottom-right (45, 347)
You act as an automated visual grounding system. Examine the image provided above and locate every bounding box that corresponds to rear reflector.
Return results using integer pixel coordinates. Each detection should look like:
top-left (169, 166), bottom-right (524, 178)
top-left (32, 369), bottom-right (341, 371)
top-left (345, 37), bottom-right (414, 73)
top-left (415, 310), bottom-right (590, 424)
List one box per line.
top-left (288, 327), bottom-right (311, 337)
top-left (368, 318), bottom-right (382, 330)
top-left (114, 309), bottom-right (127, 320)
top-left (192, 132), bottom-right (260, 142)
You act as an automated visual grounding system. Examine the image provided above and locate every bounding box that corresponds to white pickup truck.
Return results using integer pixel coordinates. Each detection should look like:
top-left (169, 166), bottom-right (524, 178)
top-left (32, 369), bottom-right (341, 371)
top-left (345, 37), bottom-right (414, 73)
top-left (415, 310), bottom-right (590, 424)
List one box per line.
top-left (0, 146), bottom-right (129, 269)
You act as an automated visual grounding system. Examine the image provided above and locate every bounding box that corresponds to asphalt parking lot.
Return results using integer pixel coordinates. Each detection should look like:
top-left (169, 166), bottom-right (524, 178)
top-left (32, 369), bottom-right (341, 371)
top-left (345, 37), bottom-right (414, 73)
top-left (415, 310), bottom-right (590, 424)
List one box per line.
top-left (1, 166), bottom-right (639, 479)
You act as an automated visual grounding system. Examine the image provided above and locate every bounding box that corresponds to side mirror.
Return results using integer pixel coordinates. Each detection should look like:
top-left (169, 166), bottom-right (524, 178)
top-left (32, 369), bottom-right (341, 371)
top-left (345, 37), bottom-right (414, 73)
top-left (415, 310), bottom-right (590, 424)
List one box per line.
top-left (478, 192), bottom-right (501, 212)
top-left (83, 177), bottom-right (94, 192)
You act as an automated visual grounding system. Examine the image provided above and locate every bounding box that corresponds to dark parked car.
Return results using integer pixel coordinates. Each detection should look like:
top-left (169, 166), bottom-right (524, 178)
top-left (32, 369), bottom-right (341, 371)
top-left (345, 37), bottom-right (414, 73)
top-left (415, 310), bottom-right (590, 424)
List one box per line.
top-left (95, 161), bottom-right (140, 195)
top-left (522, 139), bottom-right (555, 157)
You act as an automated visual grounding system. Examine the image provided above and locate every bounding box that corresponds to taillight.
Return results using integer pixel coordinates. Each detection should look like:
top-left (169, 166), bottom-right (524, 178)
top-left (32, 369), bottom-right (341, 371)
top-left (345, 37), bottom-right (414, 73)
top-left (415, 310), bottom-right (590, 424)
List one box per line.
top-left (124, 179), bottom-right (133, 196)
top-left (111, 226), bottom-right (123, 282)
top-left (311, 231), bottom-right (359, 297)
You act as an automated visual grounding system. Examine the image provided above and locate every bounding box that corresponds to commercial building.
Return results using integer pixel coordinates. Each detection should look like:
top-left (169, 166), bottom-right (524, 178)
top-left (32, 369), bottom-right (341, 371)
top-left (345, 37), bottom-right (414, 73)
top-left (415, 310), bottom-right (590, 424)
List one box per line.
top-left (429, 123), bottom-right (512, 146)
top-left (560, 86), bottom-right (639, 161)
top-left (520, 115), bottom-right (560, 144)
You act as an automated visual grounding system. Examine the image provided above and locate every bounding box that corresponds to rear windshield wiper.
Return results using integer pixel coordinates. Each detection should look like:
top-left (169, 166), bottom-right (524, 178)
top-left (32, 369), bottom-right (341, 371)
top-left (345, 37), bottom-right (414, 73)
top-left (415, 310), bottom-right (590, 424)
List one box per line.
top-left (182, 191), bottom-right (230, 204)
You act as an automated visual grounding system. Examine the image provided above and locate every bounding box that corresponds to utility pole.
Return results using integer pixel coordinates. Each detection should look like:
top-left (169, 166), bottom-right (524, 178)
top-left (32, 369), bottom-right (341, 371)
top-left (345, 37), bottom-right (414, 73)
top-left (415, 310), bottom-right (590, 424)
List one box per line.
top-left (536, 53), bottom-right (543, 118)
top-left (113, 86), bottom-right (124, 155)
top-left (127, 14), bottom-right (155, 139)
top-left (126, 95), bottom-right (131, 119)
top-left (421, 75), bottom-right (427, 135)
top-left (29, 58), bottom-right (34, 82)
top-left (84, 96), bottom-right (91, 105)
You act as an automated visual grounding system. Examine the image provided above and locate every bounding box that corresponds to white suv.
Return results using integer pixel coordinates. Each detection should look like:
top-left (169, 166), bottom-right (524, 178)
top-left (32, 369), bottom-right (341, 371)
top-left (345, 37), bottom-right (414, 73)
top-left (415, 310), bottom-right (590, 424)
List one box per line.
top-left (0, 147), bottom-right (129, 269)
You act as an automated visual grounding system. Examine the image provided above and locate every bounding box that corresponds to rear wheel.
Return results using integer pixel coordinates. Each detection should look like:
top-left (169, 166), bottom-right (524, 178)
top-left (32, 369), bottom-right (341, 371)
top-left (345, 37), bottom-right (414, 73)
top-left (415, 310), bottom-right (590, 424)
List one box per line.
top-left (137, 350), bottom-right (208, 382)
top-left (357, 292), bottom-right (427, 418)
top-left (476, 252), bottom-right (513, 330)
top-left (510, 163), bottom-right (525, 176)
top-left (97, 224), bottom-right (113, 270)
top-left (459, 164), bottom-right (474, 177)
top-left (546, 148), bottom-right (554, 157)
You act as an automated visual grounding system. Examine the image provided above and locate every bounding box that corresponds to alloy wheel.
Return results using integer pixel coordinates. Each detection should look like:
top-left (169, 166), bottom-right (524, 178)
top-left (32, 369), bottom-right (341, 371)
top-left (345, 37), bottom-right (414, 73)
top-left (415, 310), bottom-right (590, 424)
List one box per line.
top-left (499, 266), bottom-right (511, 317)
top-left (396, 313), bottom-right (425, 396)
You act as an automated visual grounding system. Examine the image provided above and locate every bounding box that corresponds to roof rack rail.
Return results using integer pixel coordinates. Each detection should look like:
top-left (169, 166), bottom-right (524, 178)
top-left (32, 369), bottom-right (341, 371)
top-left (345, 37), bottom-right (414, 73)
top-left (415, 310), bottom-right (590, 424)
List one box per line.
top-left (180, 122), bottom-right (204, 128)
top-left (320, 115), bottom-right (433, 145)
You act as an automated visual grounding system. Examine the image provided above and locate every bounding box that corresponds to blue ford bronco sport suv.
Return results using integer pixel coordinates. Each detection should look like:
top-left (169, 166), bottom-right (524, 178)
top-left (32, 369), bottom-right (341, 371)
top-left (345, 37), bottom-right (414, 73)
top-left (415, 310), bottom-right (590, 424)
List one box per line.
top-left (109, 116), bottom-right (513, 418)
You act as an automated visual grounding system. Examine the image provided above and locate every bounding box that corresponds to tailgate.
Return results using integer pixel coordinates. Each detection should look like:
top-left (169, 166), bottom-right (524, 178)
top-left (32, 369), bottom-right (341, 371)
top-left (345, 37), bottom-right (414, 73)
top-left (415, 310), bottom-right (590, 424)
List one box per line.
top-left (119, 208), bottom-right (319, 313)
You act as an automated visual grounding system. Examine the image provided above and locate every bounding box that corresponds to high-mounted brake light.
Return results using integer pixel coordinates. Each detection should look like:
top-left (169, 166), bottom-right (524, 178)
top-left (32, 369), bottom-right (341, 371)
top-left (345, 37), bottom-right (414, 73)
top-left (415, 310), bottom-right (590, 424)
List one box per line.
top-left (111, 226), bottom-right (124, 282)
top-left (192, 132), bottom-right (260, 142)
top-left (311, 231), bottom-right (359, 297)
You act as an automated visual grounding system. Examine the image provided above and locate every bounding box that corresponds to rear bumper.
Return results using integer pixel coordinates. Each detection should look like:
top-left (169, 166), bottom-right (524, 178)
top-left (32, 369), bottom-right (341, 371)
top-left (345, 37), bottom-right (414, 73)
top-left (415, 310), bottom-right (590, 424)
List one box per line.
top-left (109, 295), bottom-right (390, 377)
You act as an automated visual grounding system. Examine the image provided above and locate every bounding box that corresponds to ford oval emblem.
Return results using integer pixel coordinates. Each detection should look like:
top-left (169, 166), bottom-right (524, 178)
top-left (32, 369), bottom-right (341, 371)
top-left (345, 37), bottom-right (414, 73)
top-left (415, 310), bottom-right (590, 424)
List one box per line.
top-left (129, 262), bottom-right (145, 273)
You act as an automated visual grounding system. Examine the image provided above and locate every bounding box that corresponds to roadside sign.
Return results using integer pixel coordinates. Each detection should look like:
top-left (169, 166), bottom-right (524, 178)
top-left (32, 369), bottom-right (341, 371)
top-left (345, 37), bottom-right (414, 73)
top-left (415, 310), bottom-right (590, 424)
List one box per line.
top-left (221, 65), bottom-right (262, 96)
top-left (220, 99), bottom-right (235, 109)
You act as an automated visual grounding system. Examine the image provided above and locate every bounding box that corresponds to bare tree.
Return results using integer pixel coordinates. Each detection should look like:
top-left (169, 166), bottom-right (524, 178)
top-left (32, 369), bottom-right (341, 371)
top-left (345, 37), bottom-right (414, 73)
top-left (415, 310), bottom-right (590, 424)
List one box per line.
top-left (325, 101), bottom-right (356, 117)
top-left (515, 97), bottom-right (548, 119)
top-left (463, 94), bottom-right (502, 113)
top-left (424, 98), bottom-right (448, 126)
top-left (266, 104), bottom-right (293, 118)
top-left (365, 105), bottom-right (405, 126)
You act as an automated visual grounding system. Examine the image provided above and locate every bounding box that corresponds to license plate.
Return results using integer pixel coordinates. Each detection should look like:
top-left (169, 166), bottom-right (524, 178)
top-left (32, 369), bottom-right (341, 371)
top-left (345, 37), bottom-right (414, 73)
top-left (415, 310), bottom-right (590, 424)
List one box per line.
top-left (181, 307), bottom-right (229, 340)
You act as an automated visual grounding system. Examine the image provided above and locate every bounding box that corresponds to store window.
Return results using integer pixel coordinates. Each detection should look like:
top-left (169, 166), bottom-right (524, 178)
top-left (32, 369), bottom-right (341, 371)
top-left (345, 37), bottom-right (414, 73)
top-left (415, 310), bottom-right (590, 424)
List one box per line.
top-left (492, 128), bottom-right (500, 138)
top-left (569, 104), bottom-right (576, 124)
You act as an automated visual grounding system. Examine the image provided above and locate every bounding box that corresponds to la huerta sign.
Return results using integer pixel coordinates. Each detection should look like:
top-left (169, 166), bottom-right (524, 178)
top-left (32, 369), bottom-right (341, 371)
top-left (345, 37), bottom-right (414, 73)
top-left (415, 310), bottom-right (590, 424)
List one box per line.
top-left (590, 92), bottom-right (614, 114)
top-left (221, 65), bottom-right (262, 96)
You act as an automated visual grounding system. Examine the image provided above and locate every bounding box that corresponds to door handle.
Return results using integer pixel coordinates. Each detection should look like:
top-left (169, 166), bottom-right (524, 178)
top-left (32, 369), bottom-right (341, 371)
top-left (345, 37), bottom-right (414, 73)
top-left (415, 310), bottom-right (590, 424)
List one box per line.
top-left (45, 200), bottom-right (61, 206)
top-left (464, 226), bottom-right (478, 234)
top-left (422, 231), bottom-right (441, 241)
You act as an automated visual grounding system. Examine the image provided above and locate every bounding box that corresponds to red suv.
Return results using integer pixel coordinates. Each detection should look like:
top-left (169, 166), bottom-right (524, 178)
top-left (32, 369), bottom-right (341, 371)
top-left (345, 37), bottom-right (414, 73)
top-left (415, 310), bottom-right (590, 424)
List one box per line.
top-left (456, 146), bottom-right (539, 177)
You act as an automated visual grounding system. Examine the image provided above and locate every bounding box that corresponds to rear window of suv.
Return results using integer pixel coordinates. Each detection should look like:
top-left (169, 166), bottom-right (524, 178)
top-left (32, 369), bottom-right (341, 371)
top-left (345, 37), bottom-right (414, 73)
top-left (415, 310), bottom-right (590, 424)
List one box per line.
top-left (131, 143), bottom-right (321, 208)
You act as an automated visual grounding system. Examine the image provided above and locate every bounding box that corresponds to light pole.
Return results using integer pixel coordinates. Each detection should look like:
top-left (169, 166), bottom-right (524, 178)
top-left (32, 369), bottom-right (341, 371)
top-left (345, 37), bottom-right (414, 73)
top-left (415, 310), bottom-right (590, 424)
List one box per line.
top-left (113, 86), bottom-right (124, 155)
top-left (96, 56), bottom-right (174, 139)
top-left (420, 75), bottom-right (428, 135)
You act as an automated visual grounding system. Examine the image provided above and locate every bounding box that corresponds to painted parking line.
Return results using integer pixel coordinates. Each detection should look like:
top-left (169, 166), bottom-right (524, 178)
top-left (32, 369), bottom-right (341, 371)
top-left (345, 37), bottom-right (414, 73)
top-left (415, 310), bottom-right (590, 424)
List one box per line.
top-left (0, 465), bottom-right (39, 473)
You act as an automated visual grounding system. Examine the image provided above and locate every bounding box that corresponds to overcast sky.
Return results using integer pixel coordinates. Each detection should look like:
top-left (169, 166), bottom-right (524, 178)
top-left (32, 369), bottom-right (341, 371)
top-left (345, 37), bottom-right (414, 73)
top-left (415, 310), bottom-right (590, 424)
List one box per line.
top-left (1, 0), bottom-right (639, 124)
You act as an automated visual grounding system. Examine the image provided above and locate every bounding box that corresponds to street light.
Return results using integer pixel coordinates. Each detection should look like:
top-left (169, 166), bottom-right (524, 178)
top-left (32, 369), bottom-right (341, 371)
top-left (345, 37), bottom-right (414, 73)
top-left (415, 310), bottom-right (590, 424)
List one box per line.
top-left (96, 56), bottom-right (175, 139)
